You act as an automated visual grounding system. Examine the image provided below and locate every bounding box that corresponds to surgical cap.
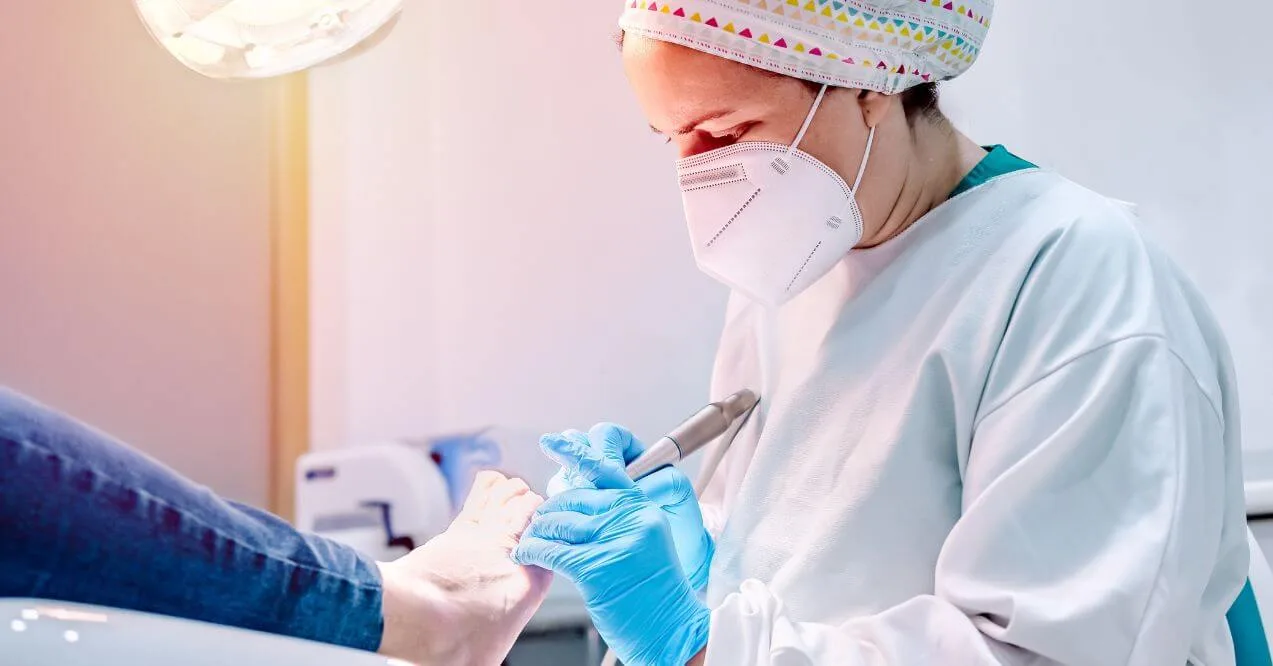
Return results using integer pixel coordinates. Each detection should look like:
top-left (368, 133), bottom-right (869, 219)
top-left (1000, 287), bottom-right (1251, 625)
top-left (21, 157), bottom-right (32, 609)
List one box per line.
top-left (619, 0), bottom-right (994, 94)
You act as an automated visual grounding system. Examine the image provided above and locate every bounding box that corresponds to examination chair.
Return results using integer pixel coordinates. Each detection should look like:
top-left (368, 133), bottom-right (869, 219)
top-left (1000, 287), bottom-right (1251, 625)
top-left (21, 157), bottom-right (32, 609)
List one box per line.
top-left (3, 529), bottom-right (1272, 664)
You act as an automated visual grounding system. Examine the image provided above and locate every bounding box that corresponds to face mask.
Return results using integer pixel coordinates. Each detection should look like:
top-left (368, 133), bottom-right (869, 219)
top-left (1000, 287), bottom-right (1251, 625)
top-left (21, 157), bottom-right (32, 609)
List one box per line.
top-left (676, 85), bottom-right (874, 308)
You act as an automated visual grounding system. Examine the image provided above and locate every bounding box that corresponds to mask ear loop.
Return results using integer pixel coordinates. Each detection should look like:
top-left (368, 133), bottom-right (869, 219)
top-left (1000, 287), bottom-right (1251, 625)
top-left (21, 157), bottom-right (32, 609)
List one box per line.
top-left (787, 84), bottom-right (875, 193)
top-left (852, 125), bottom-right (875, 193)
top-left (788, 84), bottom-right (829, 155)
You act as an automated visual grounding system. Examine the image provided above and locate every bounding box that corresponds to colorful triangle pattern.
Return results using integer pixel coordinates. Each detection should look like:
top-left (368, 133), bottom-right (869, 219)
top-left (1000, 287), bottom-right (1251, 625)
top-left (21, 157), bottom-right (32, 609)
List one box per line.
top-left (623, 0), bottom-right (988, 86)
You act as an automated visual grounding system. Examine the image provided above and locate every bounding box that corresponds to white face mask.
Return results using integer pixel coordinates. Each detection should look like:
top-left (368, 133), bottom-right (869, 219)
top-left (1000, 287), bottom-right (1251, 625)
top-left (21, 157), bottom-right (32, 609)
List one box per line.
top-left (676, 85), bottom-right (874, 308)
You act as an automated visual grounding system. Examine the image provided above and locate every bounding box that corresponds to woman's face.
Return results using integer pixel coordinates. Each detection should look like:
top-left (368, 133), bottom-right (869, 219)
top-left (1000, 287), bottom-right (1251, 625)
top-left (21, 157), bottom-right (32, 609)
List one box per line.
top-left (621, 34), bottom-right (881, 190)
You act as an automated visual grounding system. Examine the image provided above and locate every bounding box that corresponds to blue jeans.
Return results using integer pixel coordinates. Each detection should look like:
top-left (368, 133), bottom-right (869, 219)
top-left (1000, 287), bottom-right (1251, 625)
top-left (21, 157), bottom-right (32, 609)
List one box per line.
top-left (0, 387), bottom-right (383, 652)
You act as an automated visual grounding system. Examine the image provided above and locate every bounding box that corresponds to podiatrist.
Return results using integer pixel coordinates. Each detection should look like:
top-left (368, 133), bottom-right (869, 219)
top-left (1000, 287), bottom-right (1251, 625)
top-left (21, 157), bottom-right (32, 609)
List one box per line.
top-left (513, 1), bottom-right (1250, 665)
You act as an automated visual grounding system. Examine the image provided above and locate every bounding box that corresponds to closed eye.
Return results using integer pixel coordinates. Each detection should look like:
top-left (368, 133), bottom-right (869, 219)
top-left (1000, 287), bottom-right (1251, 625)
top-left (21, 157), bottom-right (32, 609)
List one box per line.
top-left (708, 122), bottom-right (758, 143)
top-left (653, 122), bottom-right (759, 155)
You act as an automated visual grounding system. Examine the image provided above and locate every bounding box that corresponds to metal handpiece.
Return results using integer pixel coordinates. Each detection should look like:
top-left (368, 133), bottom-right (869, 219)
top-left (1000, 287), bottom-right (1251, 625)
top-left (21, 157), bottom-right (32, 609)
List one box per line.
top-left (624, 389), bottom-right (759, 481)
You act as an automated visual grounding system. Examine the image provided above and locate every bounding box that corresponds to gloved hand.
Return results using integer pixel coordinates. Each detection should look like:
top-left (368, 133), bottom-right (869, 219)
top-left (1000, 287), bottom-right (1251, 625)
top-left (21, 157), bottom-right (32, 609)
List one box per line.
top-left (541, 423), bottom-right (715, 591)
top-left (512, 480), bottom-right (710, 666)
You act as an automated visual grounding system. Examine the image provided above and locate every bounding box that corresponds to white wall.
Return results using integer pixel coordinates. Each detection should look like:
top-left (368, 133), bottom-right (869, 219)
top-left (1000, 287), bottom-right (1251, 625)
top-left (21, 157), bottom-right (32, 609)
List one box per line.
top-left (310, 1), bottom-right (1273, 458)
top-left (310, 0), bottom-right (726, 453)
top-left (939, 0), bottom-right (1273, 450)
top-left (0, 2), bottom-right (274, 504)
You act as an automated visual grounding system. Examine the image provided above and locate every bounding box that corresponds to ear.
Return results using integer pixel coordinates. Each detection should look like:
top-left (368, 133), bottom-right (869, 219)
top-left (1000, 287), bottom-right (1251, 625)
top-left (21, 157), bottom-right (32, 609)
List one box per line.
top-left (856, 90), bottom-right (897, 129)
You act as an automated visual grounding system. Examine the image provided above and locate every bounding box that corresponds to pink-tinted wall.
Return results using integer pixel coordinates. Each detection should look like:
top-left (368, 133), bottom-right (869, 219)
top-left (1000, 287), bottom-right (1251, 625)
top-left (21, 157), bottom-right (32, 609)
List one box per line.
top-left (0, 2), bottom-right (275, 504)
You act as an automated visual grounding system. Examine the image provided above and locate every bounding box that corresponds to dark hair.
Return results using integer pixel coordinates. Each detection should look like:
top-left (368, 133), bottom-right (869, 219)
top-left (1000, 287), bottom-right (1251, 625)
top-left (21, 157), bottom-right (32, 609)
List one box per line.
top-left (899, 82), bottom-right (942, 123)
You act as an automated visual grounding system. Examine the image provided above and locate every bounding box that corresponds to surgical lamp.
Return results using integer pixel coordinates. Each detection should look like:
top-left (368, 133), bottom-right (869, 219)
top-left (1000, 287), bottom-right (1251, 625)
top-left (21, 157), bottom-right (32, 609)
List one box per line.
top-left (133, 0), bottom-right (403, 79)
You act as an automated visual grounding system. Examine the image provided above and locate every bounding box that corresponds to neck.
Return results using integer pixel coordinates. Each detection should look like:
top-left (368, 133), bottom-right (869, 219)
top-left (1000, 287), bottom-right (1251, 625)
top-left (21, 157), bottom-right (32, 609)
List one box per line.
top-left (858, 118), bottom-right (985, 248)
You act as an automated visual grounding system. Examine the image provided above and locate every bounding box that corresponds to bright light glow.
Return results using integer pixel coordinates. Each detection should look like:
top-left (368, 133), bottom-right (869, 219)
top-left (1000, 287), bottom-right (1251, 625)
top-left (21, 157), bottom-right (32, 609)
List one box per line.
top-left (135, 0), bottom-right (191, 34)
top-left (134, 0), bottom-right (403, 79)
top-left (35, 607), bottom-right (109, 623)
top-left (219, 0), bottom-right (325, 25)
top-left (161, 35), bottom-right (227, 66)
top-left (64, 630), bottom-right (80, 643)
top-left (243, 44), bottom-right (279, 71)
top-left (20, 609), bottom-right (38, 621)
top-left (10, 620), bottom-right (26, 632)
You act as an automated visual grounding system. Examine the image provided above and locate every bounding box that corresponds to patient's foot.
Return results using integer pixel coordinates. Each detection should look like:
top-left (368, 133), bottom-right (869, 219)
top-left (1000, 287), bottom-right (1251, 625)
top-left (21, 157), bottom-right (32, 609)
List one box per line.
top-left (377, 471), bottom-right (552, 666)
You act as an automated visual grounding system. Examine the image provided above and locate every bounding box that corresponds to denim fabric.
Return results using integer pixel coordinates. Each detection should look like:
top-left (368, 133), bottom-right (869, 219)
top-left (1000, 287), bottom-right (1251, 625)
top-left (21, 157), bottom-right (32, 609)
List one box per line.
top-left (0, 387), bottom-right (383, 652)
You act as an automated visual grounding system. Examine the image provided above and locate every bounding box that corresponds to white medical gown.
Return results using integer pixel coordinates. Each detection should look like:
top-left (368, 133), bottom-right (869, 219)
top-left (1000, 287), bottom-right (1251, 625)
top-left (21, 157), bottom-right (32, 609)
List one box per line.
top-left (697, 169), bottom-right (1248, 666)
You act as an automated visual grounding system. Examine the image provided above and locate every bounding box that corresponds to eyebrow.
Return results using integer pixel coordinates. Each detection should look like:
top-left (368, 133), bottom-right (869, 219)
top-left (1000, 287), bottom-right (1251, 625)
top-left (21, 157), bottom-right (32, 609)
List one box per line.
top-left (616, 29), bottom-right (737, 137)
top-left (649, 109), bottom-right (737, 137)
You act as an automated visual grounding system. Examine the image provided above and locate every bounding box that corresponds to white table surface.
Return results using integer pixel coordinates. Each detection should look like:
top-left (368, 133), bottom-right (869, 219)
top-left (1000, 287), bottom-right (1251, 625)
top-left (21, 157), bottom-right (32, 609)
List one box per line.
top-left (1246, 449), bottom-right (1273, 517)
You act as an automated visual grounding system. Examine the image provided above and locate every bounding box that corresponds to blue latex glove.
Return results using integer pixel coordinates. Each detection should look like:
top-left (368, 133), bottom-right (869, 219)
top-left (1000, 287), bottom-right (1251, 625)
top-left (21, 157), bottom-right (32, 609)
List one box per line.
top-left (541, 423), bottom-right (715, 591)
top-left (512, 480), bottom-right (710, 666)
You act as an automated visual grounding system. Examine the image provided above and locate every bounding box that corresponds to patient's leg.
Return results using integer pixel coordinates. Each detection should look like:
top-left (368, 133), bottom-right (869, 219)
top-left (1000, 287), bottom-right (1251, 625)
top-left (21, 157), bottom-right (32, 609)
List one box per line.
top-left (0, 387), bottom-right (382, 651)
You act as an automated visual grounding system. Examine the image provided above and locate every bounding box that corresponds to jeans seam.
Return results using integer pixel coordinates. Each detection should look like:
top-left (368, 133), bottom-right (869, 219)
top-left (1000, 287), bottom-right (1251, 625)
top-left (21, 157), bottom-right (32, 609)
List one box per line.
top-left (5, 433), bottom-right (380, 592)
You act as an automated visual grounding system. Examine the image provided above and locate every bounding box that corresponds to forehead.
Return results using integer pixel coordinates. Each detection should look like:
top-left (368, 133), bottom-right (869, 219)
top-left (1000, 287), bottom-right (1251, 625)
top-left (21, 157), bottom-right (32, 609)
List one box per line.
top-left (622, 35), bottom-right (783, 124)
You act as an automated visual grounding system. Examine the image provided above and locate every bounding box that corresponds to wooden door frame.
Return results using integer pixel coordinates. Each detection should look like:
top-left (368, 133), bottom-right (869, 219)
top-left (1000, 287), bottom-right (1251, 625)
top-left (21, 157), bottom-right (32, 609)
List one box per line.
top-left (268, 73), bottom-right (310, 521)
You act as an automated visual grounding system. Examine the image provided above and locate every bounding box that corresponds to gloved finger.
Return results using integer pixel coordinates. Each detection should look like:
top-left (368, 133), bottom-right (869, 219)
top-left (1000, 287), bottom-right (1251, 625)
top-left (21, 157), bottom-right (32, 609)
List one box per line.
top-left (541, 433), bottom-right (634, 491)
top-left (462, 470), bottom-right (508, 514)
top-left (542, 460), bottom-right (590, 496)
top-left (538, 431), bottom-right (590, 488)
top-left (588, 422), bottom-right (647, 466)
top-left (548, 430), bottom-right (602, 488)
top-left (546, 469), bottom-right (575, 497)
top-left (511, 535), bottom-right (575, 574)
top-left (636, 466), bottom-right (694, 508)
top-left (524, 511), bottom-right (602, 545)
top-left (536, 488), bottom-right (635, 517)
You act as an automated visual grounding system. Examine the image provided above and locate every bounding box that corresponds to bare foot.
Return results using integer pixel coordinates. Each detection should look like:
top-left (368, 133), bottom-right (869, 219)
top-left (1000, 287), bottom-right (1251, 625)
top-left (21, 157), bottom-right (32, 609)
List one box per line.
top-left (377, 471), bottom-right (552, 666)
